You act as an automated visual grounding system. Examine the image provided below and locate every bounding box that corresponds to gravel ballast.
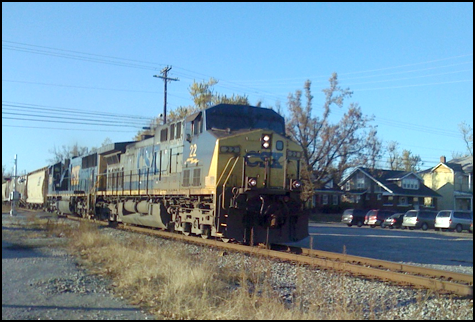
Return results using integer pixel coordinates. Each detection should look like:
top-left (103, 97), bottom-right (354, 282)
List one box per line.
top-left (2, 211), bottom-right (473, 320)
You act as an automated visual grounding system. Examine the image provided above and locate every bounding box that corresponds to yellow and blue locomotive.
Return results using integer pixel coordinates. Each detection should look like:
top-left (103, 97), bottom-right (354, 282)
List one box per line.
top-left (13, 104), bottom-right (309, 245)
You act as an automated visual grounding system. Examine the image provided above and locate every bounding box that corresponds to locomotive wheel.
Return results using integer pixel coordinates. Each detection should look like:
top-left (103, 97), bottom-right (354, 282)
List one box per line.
top-left (183, 222), bottom-right (192, 236)
top-left (175, 216), bottom-right (182, 230)
top-left (167, 223), bottom-right (175, 233)
top-left (201, 225), bottom-right (211, 239)
top-left (108, 214), bottom-right (118, 228)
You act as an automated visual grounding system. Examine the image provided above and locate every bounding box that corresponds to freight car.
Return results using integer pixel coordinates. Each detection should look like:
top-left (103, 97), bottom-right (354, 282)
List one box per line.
top-left (2, 168), bottom-right (47, 210)
top-left (2, 180), bottom-right (12, 205)
top-left (10, 104), bottom-right (309, 245)
top-left (25, 167), bottom-right (48, 209)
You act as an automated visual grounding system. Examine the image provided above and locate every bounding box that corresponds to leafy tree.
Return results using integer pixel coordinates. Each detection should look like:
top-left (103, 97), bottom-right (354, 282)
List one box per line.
top-left (285, 73), bottom-right (381, 201)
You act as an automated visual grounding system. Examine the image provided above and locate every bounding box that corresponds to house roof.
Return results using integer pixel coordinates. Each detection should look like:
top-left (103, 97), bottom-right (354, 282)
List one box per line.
top-left (447, 155), bottom-right (473, 173)
top-left (382, 181), bottom-right (441, 197)
top-left (419, 155), bottom-right (473, 175)
top-left (339, 167), bottom-right (416, 186)
top-left (339, 167), bottom-right (440, 198)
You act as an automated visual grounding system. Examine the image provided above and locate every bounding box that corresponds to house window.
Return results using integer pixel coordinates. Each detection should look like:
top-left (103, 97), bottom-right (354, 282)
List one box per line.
top-left (356, 173), bottom-right (365, 189)
top-left (345, 181), bottom-right (351, 191)
top-left (424, 197), bottom-right (434, 208)
top-left (322, 195), bottom-right (329, 205)
top-left (399, 197), bottom-right (408, 206)
top-left (333, 195), bottom-right (338, 205)
top-left (402, 178), bottom-right (419, 190)
top-left (384, 196), bottom-right (393, 206)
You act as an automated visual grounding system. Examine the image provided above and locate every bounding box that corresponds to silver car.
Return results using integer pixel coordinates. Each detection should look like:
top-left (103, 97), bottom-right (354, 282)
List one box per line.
top-left (402, 210), bottom-right (438, 231)
top-left (434, 210), bottom-right (473, 233)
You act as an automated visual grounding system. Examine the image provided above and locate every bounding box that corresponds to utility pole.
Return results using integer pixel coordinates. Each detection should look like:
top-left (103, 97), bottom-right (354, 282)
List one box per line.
top-left (9, 154), bottom-right (18, 217)
top-left (153, 66), bottom-right (179, 125)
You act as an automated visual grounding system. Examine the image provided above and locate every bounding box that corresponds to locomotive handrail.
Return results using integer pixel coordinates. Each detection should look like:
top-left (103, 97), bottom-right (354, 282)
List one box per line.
top-left (216, 156), bottom-right (238, 186)
top-left (221, 157), bottom-right (240, 209)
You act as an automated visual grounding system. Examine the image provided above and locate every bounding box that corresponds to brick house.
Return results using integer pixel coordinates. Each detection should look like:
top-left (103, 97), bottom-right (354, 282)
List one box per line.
top-left (338, 167), bottom-right (440, 212)
top-left (309, 177), bottom-right (344, 213)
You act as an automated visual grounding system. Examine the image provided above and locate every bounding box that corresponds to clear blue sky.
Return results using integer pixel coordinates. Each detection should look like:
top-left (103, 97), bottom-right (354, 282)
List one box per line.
top-left (2, 2), bottom-right (473, 175)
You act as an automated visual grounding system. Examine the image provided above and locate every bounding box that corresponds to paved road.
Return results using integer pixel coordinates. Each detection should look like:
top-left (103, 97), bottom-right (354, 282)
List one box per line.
top-left (287, 223), bottom-right (473, 267)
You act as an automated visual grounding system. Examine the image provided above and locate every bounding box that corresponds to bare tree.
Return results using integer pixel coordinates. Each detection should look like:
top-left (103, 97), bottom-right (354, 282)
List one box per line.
top-left (387, 141), bottom-right (422, 171)
top-left (459, 121), bottom-right (473, 157)
top-left (2, 164), bottom-right (11, 183)
top-left (286, 73), bottom-right (380, 201)
top-left (387, 141), bottom-right (402, 170)
top-left (134, 78), bottom-right (249, 140)
top-left (47, 143), bottom-right (88, 164)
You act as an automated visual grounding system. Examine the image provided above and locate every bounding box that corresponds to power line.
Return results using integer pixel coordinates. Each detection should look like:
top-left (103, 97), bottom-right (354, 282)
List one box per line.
top-left (3, 40), bottom-right (472, 107)
top-left (2, 79), bottom-right (161, 94)
top-left (2, 102), bottom-right (153, 122)
top-left (1, 111), bottom-right (146, 127)
top-left (2, 41), bottom-right (472, 141)
top-left (2, 124), bottom-right (136, 132)
top-left (2, 116), bottom-right (143, 128)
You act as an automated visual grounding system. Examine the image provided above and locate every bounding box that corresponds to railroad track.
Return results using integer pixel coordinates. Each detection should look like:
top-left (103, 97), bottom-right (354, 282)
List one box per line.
top-left (67, 215), bottom-right (473, 298)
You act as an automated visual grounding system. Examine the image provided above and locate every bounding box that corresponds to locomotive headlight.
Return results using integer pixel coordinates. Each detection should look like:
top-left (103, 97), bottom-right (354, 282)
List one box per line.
top-left (247, 177), bottom-right (258, 188)
top-left (291, 179), bottom-right (302, 190)
top-left (261, 134), bottom-right (271, 149)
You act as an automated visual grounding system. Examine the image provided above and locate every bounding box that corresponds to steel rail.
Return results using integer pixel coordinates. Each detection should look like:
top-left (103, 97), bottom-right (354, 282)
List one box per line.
top-left (296, 247), bottom-right (473, 284)
top-left (67, 216), bottom-right (473, 297)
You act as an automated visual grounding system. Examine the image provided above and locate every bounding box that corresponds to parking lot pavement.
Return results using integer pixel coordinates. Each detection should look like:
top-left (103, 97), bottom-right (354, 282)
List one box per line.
top-left (295, 222), bottom-right (473, 267)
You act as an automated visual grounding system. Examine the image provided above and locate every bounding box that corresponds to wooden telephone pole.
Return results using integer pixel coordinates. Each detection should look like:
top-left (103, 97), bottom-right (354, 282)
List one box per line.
top-left (153, 66), bottom-right (179, 125)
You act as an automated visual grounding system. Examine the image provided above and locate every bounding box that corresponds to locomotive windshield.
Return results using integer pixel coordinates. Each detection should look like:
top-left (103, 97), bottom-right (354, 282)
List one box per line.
top-left (205, 104), bottom-right (285, 135)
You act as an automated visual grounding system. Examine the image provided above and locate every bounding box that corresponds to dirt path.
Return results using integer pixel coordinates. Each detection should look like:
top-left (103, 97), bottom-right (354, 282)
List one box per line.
top-left (2, 211), bottom-right (156, 320)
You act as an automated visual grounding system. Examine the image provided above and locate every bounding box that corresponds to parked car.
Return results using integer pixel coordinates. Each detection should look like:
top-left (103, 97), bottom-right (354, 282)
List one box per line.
top-left (364, 209), bottom-right (397, 228)
top-left (470, 222), bottom-right (473, 233)
top-left (383, 213), bottom-right (405, 229)
top-left (434, 210), bottom-right (473, 233)
top-left (341, 209), bottom-right (370, 227)
top-left (402, 210), bottom-right (438, 231)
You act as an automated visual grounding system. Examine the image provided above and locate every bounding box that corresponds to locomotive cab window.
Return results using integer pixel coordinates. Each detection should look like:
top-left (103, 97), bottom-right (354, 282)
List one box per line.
top-left (176, 122), bottom-right (182, 139)
top-left (185, 112), bottom-right (203, 141)
top-left (192, 115), bottom-right (203, 135)
top-left (170, 124), bottom-right (175, 141)
top-left (160, 128), bottom-right (168, 142)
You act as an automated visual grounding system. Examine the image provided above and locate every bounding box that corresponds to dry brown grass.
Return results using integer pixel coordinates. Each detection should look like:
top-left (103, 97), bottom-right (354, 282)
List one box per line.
top-left (27, 218), bottom-right (454, 320)
top-left (2, 203), bottom-right (12, 214)
top-left (58, 222), bottom-right (376, 320)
